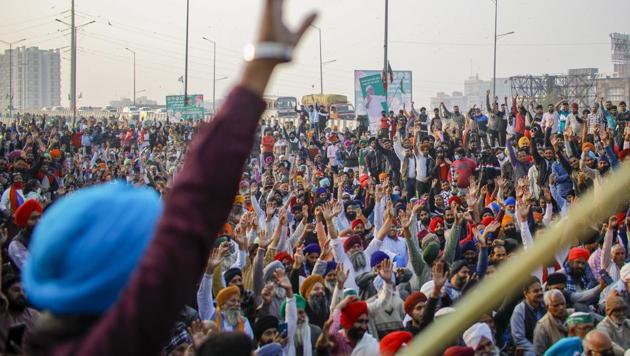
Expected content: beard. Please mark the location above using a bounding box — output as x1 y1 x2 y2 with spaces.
222 308 241 327
347 326 366 341
295 316 310 346
9 296 26 312
274 286 286 299
349 251 366 271
420 218 430 226
325 281 336 292
308 294 330 318
222 253 237 270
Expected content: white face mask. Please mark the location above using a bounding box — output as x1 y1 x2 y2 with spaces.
454 154 462 160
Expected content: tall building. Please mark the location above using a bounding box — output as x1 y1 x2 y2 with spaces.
430 75 512 111
0 46 61 112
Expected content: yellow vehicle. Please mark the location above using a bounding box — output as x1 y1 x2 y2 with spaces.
301 94 355 120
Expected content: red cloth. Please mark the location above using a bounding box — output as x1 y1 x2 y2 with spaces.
379 331 413 356
403 291 427 315
274 251 293 264
340 301 368 329
448 158 477 188
351 219 364 230
568 247 590 262
444 346 475 356
429 217 444 233
448 196 461 207
343 235 363 252
261 135 275 153
14 199 42 228
481 216 494 227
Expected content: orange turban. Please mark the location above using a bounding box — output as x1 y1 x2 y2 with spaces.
216 286 240 307
14 199 43 228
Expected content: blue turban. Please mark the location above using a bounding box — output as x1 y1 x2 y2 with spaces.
504 197 516 206
315 187 328 196
23 181 163 315
256 342 283 356
370 251 390 268
324 261 337 276
303 243 321 255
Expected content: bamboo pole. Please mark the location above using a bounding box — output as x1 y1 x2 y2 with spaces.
400 162 630 356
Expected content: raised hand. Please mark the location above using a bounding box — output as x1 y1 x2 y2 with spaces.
293 246 305 268
378 258 393 284
189 319 210 350
335 263 349 289
431 260 447 297
261 284 274 305
206 245 227 274
273 268 292 292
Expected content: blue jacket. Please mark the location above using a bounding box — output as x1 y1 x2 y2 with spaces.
551 161 573 198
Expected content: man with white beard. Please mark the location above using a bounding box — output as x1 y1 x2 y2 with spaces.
256 259 289 318
197 246 254 338
280 294 321 356
331 229 385 291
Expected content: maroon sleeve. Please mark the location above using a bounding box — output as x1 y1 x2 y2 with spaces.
69 87 265 355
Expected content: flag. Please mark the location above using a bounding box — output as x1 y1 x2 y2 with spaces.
178 76 184 83
399 78 405 94
78 92 83 99
388 61 394 84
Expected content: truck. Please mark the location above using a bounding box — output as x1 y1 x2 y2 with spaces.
301 94 355 120
262 96 298 123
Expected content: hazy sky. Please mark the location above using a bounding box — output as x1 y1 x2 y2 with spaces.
2 0 630 107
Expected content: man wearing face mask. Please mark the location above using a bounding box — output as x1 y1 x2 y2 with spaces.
393 133 417 200
0 173 25 217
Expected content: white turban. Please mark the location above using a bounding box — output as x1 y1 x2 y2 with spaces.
463 322 493 350
620 263 630 283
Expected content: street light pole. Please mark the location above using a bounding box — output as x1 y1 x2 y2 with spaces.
125 48 136 106
0 38 26 118
202 37 216 115
309 25 323 95
384 0 389 104
184 0 190 105
492 0 497 100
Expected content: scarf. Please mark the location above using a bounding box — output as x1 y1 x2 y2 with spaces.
9 185 23 213
214 307 244 333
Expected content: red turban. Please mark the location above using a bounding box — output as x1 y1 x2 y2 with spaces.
448 196 461 207
343 235 363 252
351 219 364 230
379 331 413 356
481 216 494 227
50 149 62 159
568 247 590 262
404 291 428 315
359 174 370 188
340 301 368 329
14 199 43 228
444 346 475 356
274 251 293 264
429 217 444 233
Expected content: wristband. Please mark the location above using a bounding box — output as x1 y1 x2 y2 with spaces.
243 42 293 62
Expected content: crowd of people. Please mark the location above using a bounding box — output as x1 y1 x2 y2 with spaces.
3 1 630 356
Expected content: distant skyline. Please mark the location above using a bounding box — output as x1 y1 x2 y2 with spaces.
2 0 629 107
